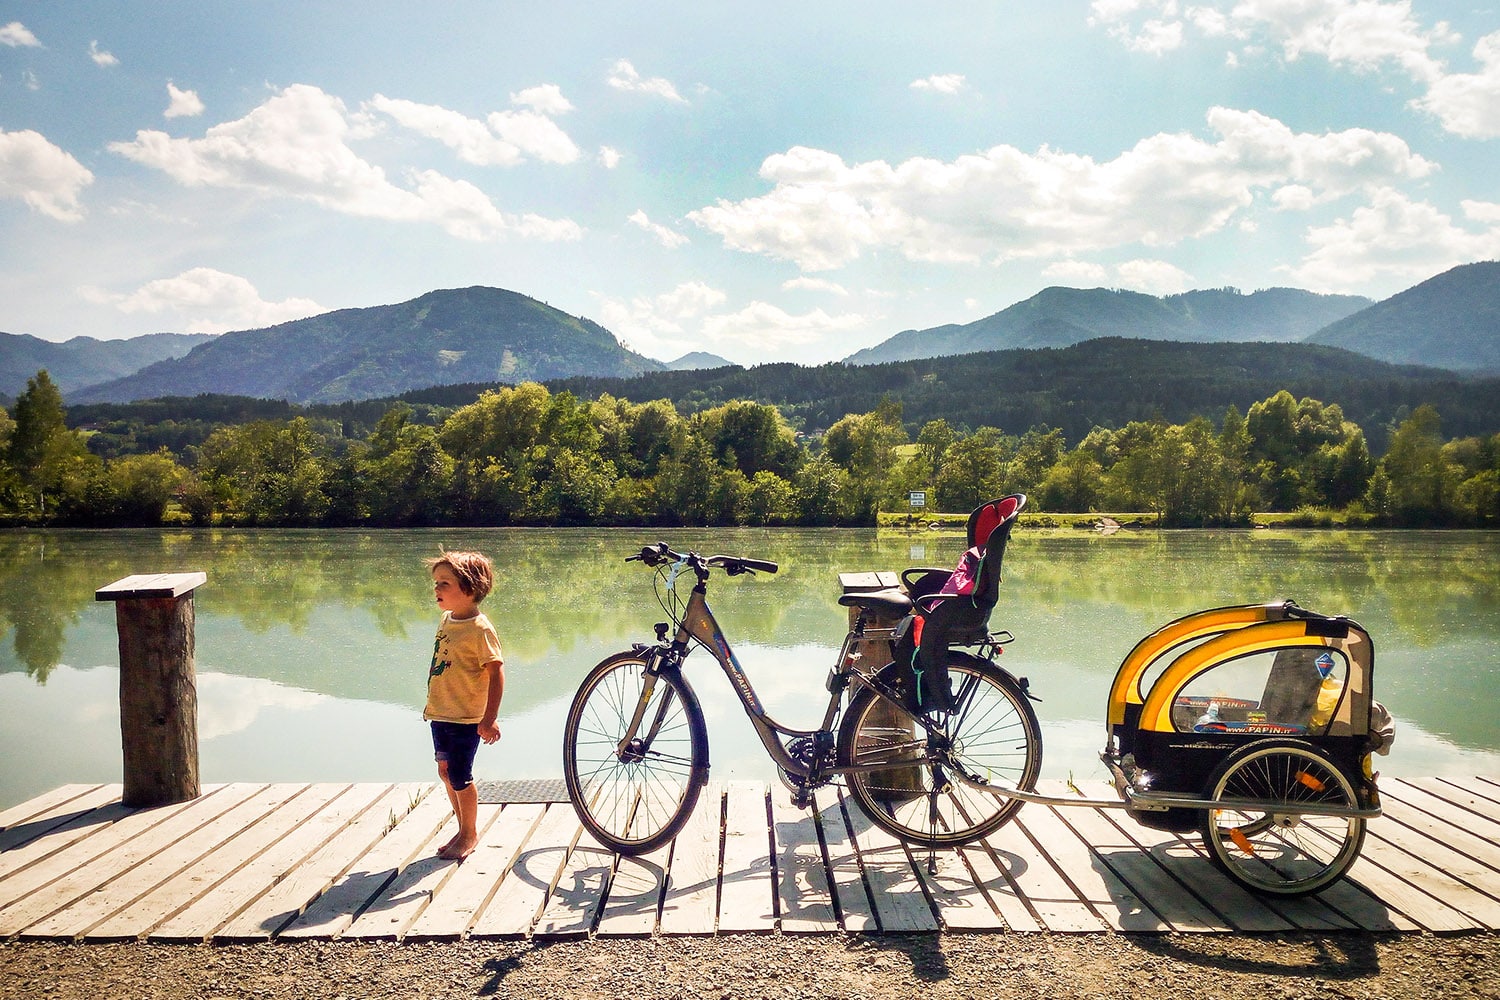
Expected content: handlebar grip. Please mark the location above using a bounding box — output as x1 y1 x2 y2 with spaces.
742 558 778 574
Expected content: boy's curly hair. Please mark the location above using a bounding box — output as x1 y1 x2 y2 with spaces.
427 550 495 603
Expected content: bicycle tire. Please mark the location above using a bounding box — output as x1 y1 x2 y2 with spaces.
1198 739 1366 897
838 652 1042 848
562 651 709 855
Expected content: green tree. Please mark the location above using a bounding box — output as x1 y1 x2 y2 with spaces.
934 427 1010 512
7 371 88 519
1380 404 1459 524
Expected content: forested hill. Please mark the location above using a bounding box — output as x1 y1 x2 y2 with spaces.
845 285 1372 364
1307 261 1500 372
1 331 213 399
411 338 1500 447
68 286 664 404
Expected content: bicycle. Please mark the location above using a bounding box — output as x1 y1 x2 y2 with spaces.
561 529 1043 857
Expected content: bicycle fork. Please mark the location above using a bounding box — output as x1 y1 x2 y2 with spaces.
617 644 682 762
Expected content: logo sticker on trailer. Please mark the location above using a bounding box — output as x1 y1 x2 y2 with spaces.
1315 652 1336 678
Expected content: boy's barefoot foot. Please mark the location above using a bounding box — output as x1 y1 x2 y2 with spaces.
443 837 478 861
436 833 460 858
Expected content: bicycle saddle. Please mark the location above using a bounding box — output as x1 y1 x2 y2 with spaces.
838 587 913 617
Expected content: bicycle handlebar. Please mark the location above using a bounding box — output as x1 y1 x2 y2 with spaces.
625 542 778 576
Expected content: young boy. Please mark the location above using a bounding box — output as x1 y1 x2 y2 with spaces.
424 550 504 861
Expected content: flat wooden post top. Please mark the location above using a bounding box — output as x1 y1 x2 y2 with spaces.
95 572 207 602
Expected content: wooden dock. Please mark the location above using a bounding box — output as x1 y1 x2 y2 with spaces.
3 777 1499 942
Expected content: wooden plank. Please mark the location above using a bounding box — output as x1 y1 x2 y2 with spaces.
402 803 513 941
595 825 672 938
339 813 466 940
981 814 1103 932
956 839 1040 932
1380 791 1500 874
468 803 580 938
532 824 615 939
275 785 448 940
95 572 206 601
20 784 310 940
0 785 106 833
210 784 423 941
1448 776 1500 808
128 785 390 941
1015 806 1165 932
0 786 125 857
0 784 264 937
716 782 775 933
86 783 350 941
841 799 938 933
0 801 135 883
1348 832 1492 932
1404 779 1500 827
769 792 837 933
1053 804 1231 932
814 789 877 933
1364 821 1500 923
1094 808 1338 932
910 843 1005 931
1384 779 1500 841
658 783 722 937
408 803 545 940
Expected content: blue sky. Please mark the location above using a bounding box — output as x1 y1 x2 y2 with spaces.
1 1 1497 365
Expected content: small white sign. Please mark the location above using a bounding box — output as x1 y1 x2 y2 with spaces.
909 491 927 508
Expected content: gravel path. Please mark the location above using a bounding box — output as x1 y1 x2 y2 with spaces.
2 932 1497 1000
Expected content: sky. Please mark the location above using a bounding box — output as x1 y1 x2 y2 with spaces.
1 1 1498 366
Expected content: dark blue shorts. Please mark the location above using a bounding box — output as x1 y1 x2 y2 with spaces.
430 721 481 791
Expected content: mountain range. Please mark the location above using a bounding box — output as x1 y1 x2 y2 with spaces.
68 287 663 405
9 261 1497 405
0 331 213 399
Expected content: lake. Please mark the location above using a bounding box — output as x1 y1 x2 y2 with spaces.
2 527 1497 810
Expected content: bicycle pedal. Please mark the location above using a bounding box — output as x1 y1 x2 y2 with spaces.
789 789 812 809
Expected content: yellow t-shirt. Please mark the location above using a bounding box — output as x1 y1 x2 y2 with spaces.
424 611 504 724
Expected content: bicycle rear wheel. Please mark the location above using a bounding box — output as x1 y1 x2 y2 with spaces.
838 652 1041 847
563 652 709 855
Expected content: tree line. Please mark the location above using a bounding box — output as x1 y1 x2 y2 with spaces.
1 369 1495 528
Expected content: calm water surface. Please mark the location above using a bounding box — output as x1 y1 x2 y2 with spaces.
2 527 1497 809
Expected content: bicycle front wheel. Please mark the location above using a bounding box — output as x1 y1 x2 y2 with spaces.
562 652 709 855
838 652 1042 847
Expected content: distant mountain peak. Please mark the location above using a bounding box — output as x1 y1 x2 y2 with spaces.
845 283 1373 365
1306 261 1500 373
666 351 736 371
68 286 664 404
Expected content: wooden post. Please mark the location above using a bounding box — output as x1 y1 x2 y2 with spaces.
96 572 207 808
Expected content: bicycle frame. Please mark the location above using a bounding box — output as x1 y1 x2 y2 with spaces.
655 583 847 780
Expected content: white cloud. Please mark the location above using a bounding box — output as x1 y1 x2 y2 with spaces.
0 128 94 221
782 276 849 295
0 21 40 47
112 267 326 334
1040 258 1191 291
598 145 622 169
1116 258 1194 293
1287 188 1500 292
1411 31 1500 139
88 40 118 67
1093 1 1500 138
368 93 580 165
596 280 728 357
21 69 39 91
108 84 581 242
910 74 967 94
700 302 868 350
165 82 205 118
689 108 1433 271
1042 260 1111 284
607 59 687 104
510 84 573 115
627 209 688 247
